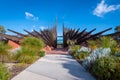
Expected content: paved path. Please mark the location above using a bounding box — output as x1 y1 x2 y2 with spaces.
11 54 95 80
46 48 68 54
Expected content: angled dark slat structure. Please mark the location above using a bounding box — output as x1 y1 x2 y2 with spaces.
8 29 27 37
76 28 96 42
63 26 112 47
102 31 120 37
72 28 87 40
24 29 37 37
5 23 116 48
8 26 57 48
78 28 112 44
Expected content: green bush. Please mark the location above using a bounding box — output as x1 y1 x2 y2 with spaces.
21 37 45 52
14 48 37 64
112 46 120 56
91 56 120 80
75 51 90 60
69 45 80 56
17 55 36 64
13 37 45 64
88 37 117 53
88 40 98 50
38 51 45 57
100 36 117 48
0 42 11 63
100 36 117 54
0 64 10 80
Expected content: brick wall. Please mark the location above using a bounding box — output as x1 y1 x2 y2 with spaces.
8 40 20 49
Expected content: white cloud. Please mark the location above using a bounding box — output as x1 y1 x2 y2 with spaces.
25 12 39 20
93 0 120 17
40 26 46 30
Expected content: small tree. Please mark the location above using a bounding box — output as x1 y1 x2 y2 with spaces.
0 25 6 34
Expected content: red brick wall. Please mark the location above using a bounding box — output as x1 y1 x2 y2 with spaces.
8 40 20 49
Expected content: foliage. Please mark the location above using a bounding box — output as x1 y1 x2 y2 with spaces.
114 52 120 57
69 46 91 60
98 36 117 55
87 40 98 50
111 45 120 56
100 36 117 48
21 37 45 52
88 37 117 55
38 51 45 57
91 56 120 80
14 48 38 64
69 45 80 56
0 42 11 63
0 25 6 34
74 47 91 60
0 63 10 80
82 48 111 69
67 39 76 47
75 51 90 60
78 46 91 53
71 45 80 52
13 37 45 64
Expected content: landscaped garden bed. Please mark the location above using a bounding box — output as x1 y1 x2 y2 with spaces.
0 37 45 80
68 36 120 80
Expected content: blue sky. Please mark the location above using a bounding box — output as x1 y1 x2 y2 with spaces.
0 0 120 36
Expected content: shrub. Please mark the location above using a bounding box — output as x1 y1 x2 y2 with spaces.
74 47 91 60
100 36 117 48
78 46 91 53
38 51 45 57
14 48 37 64
17 55 36 64
91 56 120 80
13 37 45 64
88 40 98 50
69 45 80 55
82 48 111 69
100 37 117 54
21 37 45 52
88 37 117 53
112 46 120 56
0 63 10 80
0 42 11 63
75 51 90 60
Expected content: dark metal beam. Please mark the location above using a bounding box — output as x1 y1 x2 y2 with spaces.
8 29 27 37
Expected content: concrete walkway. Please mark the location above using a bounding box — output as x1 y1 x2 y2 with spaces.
11 54 95 80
